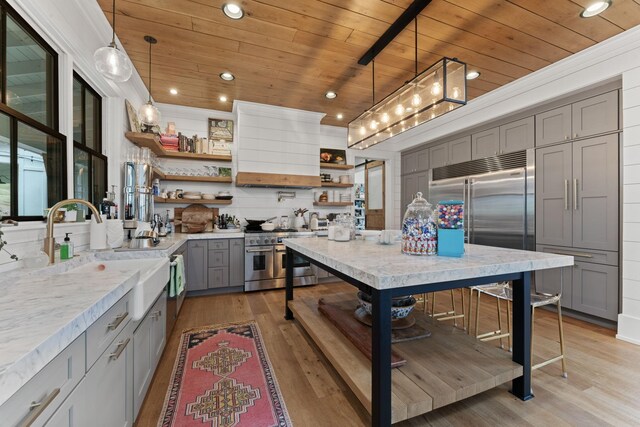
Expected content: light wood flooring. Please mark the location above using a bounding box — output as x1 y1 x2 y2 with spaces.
136 283 640 427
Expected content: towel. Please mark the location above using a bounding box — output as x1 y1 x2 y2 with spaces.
106 219 124 248
170 255 186 297
89 216 108 250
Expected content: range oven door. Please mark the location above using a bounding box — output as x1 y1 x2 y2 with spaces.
274 244 313 279
245 245 274 282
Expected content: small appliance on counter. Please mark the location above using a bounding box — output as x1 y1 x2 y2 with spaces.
309 212 328 231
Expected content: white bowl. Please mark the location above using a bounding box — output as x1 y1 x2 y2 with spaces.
261 222 275 231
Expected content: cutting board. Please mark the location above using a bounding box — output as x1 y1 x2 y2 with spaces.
175 205 217 233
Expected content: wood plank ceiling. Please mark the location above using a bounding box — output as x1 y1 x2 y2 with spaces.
98 0 640 127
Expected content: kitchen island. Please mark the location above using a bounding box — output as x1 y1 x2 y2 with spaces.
283 238 574 427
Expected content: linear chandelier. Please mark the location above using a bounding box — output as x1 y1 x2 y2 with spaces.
347 1 467 150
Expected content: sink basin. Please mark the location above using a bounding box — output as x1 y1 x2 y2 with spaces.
69 258 170 320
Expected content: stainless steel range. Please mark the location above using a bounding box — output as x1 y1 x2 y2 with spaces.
244 230 318 291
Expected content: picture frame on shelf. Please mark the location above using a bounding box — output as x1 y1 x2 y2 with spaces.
208 118 234 142
125 99 141 132
320 148 346 165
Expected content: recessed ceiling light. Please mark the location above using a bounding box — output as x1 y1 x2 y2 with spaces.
220 71 235 81
325 91 337 99
466 70 481 80
222 3 244 19
337 113 343 119
580 0 611 17
219 95 228 102
169 88 178 95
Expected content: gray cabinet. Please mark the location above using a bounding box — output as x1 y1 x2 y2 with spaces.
83 321 134 427
401 147 429 175
536 142 573 247
572 135 619 251
500 116 534 154
229 239 245 287
471 127 500 159
133 293 166 418
429 143 449 169
572 262 619 320
536 105 571 147
45 381 88 427
572 91 618 139
536 90 619 147
187 240 208 291
448 136 472 164
401 171 428 217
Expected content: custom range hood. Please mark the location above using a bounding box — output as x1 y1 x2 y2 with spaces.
235 172 320 189
234 101 325 189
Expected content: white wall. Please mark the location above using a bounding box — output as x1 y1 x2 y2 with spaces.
379 26 640 343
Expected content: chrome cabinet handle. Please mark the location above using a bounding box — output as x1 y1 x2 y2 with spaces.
109 338 130 361
574 179 579 210
275 249 287 253
107 312 128 331
246 249 273 253
564 179 569 210
19 388 61 427
151 310 162 320
550 251 593 259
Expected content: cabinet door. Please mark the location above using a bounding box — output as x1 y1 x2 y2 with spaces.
84 323 134 427
229 239 245 287
151 294 166 367
471 127 500 159
133 314 152 419
572 262 618 320
535 105 571 147
500 117 534 154
535 143 573 247
448 136 471 164
401 173 418 216
402 153 418 175
208 267 230 288
572 135 619 251
534 255 572 308
429 143 449 169
572 91 618 139
416 148 429 172
45 381 88 427
187 241 207 291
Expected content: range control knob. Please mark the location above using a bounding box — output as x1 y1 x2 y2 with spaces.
271 239 276 244
250 239 256 245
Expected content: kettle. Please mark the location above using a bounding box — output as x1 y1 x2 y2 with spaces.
309 212 319 230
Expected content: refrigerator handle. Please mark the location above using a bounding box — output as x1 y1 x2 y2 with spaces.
564 179 569 210
465 179 472 243
573 179 579 210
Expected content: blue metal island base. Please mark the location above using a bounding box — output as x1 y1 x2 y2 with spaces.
282 239 573 427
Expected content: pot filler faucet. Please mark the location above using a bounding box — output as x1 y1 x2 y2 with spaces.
44 199 103 265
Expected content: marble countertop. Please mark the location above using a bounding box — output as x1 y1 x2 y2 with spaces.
283 238 574 290
0 255 141 406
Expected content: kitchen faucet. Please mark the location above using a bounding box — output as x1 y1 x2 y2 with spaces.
44 199 103 265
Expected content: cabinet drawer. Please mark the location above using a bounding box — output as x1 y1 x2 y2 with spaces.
0 334 85 427
208 267 229 288
208 240 229 250
86 292 132 369
536 245 618 266
208 250 229 267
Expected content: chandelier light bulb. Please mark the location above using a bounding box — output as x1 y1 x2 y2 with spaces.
359 126 366 135
411 93 422 107
431 81 442 96
94 44 133 83
394 103 405 116
381 112 390 123
451 86 461 99
138 101 161 126
369 119 378 130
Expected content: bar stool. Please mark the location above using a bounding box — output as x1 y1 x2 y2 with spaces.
471 280 568 377
423 290 467 330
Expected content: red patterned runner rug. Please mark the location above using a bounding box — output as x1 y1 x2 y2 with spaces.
158 321 293 427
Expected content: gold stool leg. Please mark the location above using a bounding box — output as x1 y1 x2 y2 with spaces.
431 292 436 317
460 288 466 331
557 301 568 378
467 288 474 335
496 297 504 349
475 290 481 339
422 293 428 314
450 290 458 328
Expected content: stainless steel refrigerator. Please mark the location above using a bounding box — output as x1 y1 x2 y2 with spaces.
428 150 535 251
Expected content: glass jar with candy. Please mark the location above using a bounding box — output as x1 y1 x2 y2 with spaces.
401 192 437 255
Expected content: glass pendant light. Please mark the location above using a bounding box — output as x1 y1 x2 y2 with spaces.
94 0 132 82
138 36 161 131
430 70 442 96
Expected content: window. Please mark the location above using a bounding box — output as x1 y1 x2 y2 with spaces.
0 1 64 220
73 72 105 210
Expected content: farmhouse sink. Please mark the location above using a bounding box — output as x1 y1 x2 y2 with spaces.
69 258 170 320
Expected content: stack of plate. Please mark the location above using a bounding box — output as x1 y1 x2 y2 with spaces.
202 193 216 200
339 193 352 203
183 191 202 200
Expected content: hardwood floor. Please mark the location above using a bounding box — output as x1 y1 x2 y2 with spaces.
136 283 640 426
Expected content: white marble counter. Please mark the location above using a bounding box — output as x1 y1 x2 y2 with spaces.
0 258 141 406
283 238 574 290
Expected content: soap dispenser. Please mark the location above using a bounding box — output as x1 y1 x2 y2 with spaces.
60 233 74 260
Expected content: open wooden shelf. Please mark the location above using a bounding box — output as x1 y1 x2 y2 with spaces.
321 182 353 188
153 170 232 183
154 196 232 205
289 293 522 424
125 132 232 162
320 163 354 170
313 202 353 207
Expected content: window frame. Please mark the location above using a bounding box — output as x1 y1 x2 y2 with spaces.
73 71 106 210
0 1 64 221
